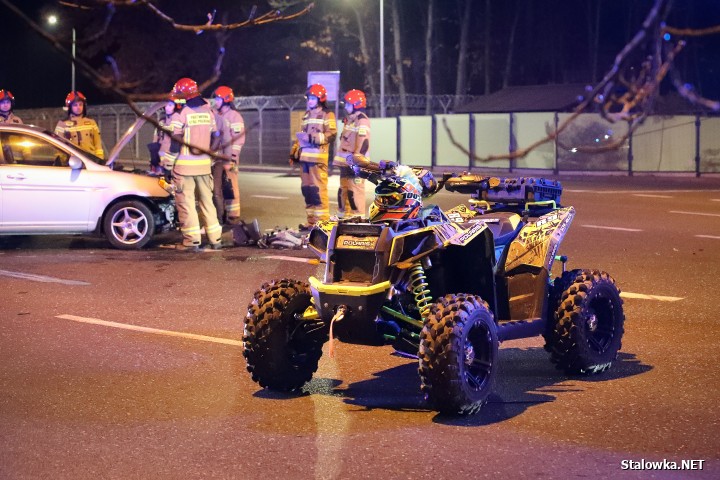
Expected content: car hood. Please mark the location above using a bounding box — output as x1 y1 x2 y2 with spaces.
107 101 166 168
113 169 171 199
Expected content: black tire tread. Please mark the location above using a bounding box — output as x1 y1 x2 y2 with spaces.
547 269 625 374
243 279 325 391
418 293 498 415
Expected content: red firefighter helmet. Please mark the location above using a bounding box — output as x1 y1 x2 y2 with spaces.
172 78 199 100
305 84 327 103
344 89 367 109
65 91 86 109
0 89 15 107
213 85 234 103
369 177 422 223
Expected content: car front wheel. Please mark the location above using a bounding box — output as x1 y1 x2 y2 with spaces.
103 200 155 249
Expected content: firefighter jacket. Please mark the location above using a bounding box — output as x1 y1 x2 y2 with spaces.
165 97 217 176
153 115 175 155
215 108 245 166
54 115 104 159
0 112 22 124
333 110 371 167
298 106 336 165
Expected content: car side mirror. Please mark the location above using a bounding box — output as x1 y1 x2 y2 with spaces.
68 157 83 170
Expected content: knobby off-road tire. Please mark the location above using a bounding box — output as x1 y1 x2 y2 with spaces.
419 294 499 415
243 279 327 392
546 270 625 374
543 269 583 352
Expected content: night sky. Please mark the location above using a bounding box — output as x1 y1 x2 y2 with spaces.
2 0 720 110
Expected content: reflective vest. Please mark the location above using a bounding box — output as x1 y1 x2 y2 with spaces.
0 112 22 124
166 101 217 176
55 115 104 159
333 111 371 167
298 106 336 165
215 108 245 165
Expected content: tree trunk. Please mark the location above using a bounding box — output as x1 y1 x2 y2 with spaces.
352 6 377 97
502 3 520 88
454 0 472 105
392 0 407 115
484 0 491 94
424 0 434 114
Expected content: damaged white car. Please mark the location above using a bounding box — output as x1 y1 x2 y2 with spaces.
0 111 174 249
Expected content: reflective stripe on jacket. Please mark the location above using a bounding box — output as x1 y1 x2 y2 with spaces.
165 100 216 176
0 113 22 124
333 111 370 167
55 116 104 159
298 106 336 165
215 108 245 165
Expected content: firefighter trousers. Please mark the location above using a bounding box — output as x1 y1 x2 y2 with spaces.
337 165 366 218
173 173 223 247
300 161 329 225
212 162 241 224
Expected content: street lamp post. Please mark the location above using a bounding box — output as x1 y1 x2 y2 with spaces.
47 15 76 92
71 27 76 93
379 0 385 118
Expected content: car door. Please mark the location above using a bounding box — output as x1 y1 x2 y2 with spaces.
0 131 93 233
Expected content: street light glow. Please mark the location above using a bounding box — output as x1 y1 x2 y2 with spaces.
45 14 76 92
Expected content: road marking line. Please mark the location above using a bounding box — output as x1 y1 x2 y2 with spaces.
620 292 684 302
56 314 243 346
252 195 288 200
567 189 720 194
581 224 643 232
260 255 314 263
669 210 720 218
0 269 90 285
696 234 720 240
633 193 673 198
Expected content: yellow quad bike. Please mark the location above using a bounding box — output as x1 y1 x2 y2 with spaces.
243 158 625 415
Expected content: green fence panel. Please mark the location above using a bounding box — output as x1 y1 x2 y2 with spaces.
472 113 512 170
399 116 432 167
700 117 720 173
370 117 397 163
513 112 556 170
632 115 696 172
435 114 470 168
557 113 628 171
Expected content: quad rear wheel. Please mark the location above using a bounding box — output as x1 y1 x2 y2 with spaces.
243 279 327 392
546 270 625 374
419 294 499 415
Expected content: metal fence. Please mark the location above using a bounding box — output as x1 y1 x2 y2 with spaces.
16 94 476 169
15 94 719 175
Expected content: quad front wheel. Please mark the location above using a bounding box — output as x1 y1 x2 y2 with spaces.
546 270 625 374
243 279 327 392
419 294 499 415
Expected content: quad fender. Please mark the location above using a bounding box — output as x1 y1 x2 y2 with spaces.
390 221 488 269
503 206 575 274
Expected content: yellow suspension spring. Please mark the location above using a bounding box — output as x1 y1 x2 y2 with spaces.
408 262 432 319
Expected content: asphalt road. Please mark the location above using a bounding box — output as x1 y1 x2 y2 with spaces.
1 171 719 479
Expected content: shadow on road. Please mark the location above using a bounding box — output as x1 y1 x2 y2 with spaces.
330 347 652 424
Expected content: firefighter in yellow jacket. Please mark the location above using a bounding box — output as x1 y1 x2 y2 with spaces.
0 90 22 124
163 78 223 252
54 91 104 159
291 84 337 229
211 86 245 224
333 89 370 218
